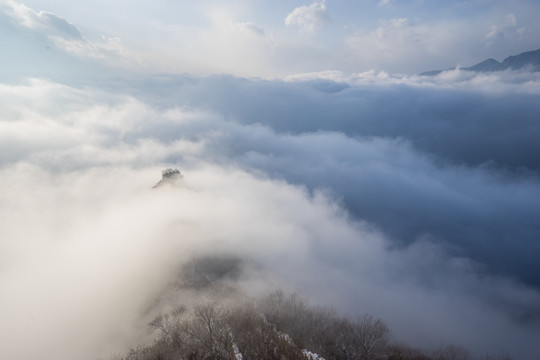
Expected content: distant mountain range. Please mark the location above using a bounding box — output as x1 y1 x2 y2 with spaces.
421 48 540 76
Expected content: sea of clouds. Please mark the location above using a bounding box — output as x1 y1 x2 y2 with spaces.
1 71 540 359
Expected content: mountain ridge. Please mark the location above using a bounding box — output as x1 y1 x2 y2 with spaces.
420 48 540 76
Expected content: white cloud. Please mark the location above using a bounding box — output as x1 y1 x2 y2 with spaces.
346 18 436 72
344 17 495 74
378 0 394 7
230 21 265 36
0 0 140 70
50 34 134 64
285 1 332 33
484 13 531 49
342 7 540 75
284 67 540 94
1 0 81 38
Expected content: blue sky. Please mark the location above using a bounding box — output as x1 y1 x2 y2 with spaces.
2 0 540 76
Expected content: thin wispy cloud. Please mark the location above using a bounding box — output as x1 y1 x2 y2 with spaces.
230 21 265 36
378 0 394 8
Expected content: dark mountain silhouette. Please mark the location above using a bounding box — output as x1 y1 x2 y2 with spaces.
466 58 502 72
420 48 540 76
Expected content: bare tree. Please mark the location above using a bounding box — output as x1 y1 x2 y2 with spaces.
184 303 233 359
353 314 389 360
148 303 234 360
335 314 388 360
146 306 188 359
228 301 307 360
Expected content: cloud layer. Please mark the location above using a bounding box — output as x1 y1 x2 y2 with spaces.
1 74 539 359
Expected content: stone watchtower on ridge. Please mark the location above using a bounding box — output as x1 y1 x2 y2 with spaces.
153 168 183 188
